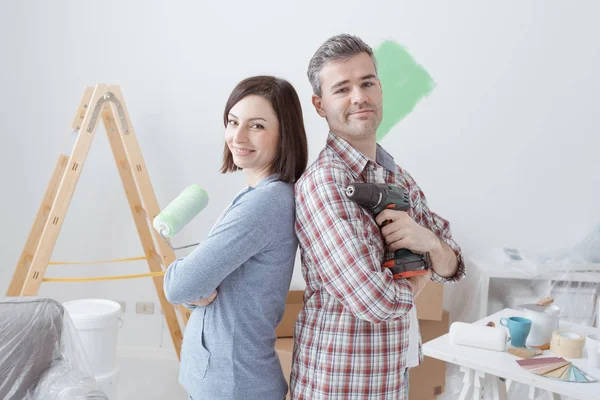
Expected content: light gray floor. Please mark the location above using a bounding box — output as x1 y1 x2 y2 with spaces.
115 355 187 400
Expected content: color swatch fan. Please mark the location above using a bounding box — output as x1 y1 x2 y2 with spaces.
517 357 598 383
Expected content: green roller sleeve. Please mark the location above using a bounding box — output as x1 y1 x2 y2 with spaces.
153 184 209 238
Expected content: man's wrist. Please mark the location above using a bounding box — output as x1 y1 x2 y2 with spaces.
428 235 459 278
428 232 444 259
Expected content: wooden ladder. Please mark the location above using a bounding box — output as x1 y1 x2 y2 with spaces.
6 84 189 359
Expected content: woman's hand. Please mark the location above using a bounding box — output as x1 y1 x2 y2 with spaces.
189 290 218 307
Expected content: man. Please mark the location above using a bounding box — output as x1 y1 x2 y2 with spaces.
291 34 466 399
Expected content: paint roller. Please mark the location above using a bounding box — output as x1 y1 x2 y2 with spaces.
449 321 508 352
153 184 209 250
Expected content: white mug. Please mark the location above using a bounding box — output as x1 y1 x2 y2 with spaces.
586 334 600 368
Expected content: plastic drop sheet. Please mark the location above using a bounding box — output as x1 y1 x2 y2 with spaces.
0 297 108 400
436 224 600 399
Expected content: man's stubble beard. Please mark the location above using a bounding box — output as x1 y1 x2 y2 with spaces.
344 110 382 140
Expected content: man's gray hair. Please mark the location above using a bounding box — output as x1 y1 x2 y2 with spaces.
307 33 377 96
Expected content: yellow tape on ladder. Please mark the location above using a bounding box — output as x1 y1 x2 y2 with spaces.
48 256 148 265
42 271 165 282
44 255 166 282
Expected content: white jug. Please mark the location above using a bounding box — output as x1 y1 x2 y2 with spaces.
519 299 560 347
586 334 600 368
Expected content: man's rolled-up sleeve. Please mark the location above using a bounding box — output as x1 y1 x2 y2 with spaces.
408 176 466 283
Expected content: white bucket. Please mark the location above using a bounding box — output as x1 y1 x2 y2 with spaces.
96 365 120 400
63 299 122 376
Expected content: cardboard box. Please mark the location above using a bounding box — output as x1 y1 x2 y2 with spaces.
276 290 304 338
415 282 444 321
409 309 450 399
276 338 294 400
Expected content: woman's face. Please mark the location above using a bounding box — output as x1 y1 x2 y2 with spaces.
225 95 280 179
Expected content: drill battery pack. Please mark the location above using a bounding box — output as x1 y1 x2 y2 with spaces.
383 250 430 279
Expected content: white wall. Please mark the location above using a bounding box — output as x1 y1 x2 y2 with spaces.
1 0 598 351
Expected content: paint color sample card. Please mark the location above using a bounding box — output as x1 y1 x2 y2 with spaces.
517 357 565 368
528 361 570 375
544 364 571 379
516 357 598 383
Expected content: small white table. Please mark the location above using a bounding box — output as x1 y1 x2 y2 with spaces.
423 308 600 400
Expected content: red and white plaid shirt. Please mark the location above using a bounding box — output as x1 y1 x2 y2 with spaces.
290 132 466 399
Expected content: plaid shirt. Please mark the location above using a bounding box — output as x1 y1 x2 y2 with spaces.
290 132 466 399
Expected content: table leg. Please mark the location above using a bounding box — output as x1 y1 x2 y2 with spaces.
528 387 560 400
458 367 474 400
529 385 536 400
473 370 485 400
546 390 560 400
490 376 508 400
529 386 560 400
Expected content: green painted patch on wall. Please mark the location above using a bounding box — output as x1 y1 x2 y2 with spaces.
374 41 436 141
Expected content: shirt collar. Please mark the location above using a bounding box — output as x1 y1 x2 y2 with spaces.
326 131 396 177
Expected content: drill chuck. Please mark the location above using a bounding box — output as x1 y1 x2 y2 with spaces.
345 184 384 210
345 183 409 214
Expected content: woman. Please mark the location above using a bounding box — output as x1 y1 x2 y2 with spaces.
163 75 308 400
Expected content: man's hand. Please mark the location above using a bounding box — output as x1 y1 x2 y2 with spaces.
189 290 218 307
407 269 432 298
375 210 440 254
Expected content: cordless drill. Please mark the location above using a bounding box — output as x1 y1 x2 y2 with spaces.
344 182 430 279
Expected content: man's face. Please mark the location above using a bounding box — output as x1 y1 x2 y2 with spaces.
312 52 383 142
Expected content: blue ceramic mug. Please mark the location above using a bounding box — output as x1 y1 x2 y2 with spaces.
500 316 532 347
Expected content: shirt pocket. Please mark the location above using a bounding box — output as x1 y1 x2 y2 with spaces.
181 307 211 379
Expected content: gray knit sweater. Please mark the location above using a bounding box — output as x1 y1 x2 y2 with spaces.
163 174 297 400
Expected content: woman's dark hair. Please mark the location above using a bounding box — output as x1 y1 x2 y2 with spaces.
220 75 308 183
